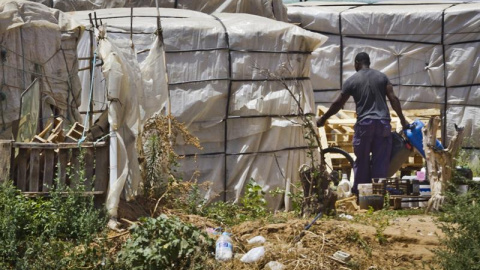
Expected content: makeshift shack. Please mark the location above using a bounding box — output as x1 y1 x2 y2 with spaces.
71 8 327 217
0 1 109 196
28 0 288 22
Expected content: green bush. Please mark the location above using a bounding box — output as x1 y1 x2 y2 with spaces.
200 179 270 226
0 180 108 269
116 214 214 269
435 188 480 270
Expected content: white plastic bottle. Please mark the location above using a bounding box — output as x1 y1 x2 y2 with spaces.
337 174 352 199
215 232 233 261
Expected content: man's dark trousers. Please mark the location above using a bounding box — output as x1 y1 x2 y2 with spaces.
351 119 392 195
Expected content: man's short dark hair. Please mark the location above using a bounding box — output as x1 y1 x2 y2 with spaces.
355 52 370 66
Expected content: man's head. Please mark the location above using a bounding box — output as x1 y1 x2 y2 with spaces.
354 52 370 71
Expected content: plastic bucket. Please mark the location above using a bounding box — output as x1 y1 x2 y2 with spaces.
387 132 412 177
359 195 384 210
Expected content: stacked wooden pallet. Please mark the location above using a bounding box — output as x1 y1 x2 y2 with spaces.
317 106 441 178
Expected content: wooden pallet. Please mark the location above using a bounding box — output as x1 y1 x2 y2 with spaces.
317 106 441 176
0 140 108 195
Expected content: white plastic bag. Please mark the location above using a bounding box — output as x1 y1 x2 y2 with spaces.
247 236 266 245
240 246 265 263
265 261 285 270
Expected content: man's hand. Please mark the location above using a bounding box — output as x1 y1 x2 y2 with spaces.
401 119 410 130
316 115 327 127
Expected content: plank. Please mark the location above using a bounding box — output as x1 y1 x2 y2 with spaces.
58 149 69 187
318 126 333 173
71 148 80 187
16 149 28 191
94 145 109 193
29 149 41 192
13 141 106 149
0 140 12 183
326 119 357 125
43 149 55 191
84 148 94 191
22 191 104 197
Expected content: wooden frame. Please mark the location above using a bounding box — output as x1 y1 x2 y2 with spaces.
0 140 108 195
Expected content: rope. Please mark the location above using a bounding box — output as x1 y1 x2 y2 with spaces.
78 50 97 147
93 131 114 147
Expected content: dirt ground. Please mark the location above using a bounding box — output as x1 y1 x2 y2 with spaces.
116 199 442 270
201 213 441 270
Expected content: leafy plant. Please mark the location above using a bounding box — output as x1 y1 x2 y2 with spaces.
241 179 268 218
116 214 214 269
200 179 270 226
353 208 391 245
345 229 372 257
0 178 108 269
434 188 480 270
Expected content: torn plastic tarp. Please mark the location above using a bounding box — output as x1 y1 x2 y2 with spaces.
72 8 327 213
287 1 480 147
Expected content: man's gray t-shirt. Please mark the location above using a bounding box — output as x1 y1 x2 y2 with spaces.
341 68 391 122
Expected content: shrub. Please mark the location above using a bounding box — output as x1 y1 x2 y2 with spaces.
0 180 108 269
435 189 480 270
116 214 214 269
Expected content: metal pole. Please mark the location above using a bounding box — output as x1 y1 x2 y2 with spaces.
155 0 172 138
89 13 94 128
130 7 134 50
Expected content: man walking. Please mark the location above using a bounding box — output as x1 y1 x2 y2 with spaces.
317 52 408 195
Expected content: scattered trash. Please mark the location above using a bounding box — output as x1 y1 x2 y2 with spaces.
338 213 353 220
215 232 233 261
240 246 265 263
335 196 360 212
264 261 285 270
206 227 222 235
293 211 323 243
247 235 266 245
333 250 351 263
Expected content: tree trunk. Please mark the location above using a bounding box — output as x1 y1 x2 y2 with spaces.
424 117 465 213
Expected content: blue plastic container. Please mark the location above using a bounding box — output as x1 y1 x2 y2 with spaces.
404 119 443 158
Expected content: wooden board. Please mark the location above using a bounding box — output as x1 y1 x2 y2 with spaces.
29 149 41 192
0 140 12 183
84 148 95 191
58 149 69 186
16 149 28 191
43 149 55 191
95 145 109 193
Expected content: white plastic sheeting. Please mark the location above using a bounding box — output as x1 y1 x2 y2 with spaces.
35 0 288 22
0 0 83 139
287 1 480 147
72 8 327 214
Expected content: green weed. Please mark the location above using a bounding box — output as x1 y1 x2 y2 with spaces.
116 214 214 269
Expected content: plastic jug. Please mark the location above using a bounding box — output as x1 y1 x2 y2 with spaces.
337 174 352 199
215 232 233 261
404 119 443 158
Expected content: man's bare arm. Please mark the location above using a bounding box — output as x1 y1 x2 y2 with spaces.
386 84 408 128
316 93 350 127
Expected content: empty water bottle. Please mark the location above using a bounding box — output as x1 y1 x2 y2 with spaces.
215 232 233 261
